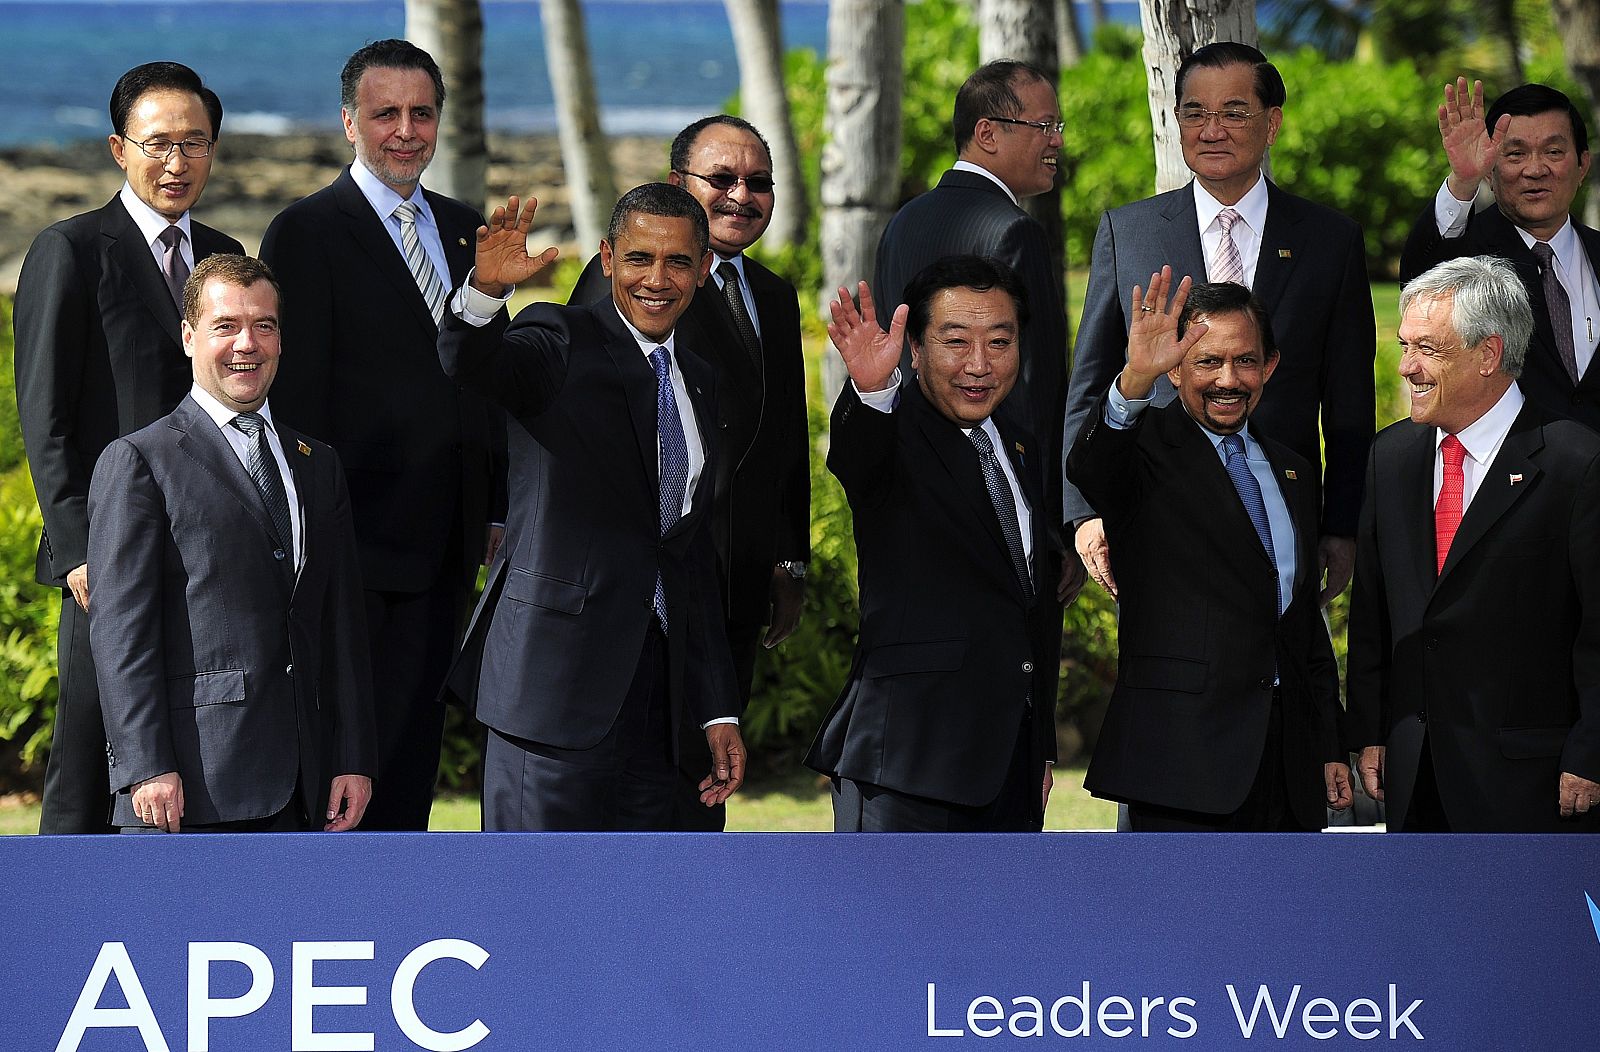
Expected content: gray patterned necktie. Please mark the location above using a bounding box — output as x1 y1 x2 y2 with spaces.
1212 207 1247 287
716 260 763 369
393 200 449 325
158 225 188 309
230 412 295 557
1531 240 1580 384
967 426 1032 597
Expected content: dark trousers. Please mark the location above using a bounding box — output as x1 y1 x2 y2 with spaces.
1397 736 1453 832
482 625 677 831
118 796 309 834
1128 700 1311 832
832 707 1041 832
358 575 467 831
668 619 760 832
39 591 113 834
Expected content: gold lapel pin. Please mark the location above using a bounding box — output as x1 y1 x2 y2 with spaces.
1278 249 1292 258
1014 441 1026 455
1284 469 1297 480
296 440 312 456
458 237 468 247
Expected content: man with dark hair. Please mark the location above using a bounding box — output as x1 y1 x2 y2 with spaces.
1400 79 1600 433
1067 269 1351 831
260 39 502 830
1064 40 1375 610
806 255 1066 832
89 255 375 834
567 115 808 830
14 60 243 834
438 185 745 831
1349 255 1600 832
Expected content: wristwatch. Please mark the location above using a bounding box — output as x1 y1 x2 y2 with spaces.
777 560 808 580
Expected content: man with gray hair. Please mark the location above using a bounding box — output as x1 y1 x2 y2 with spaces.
1347 254 1600 832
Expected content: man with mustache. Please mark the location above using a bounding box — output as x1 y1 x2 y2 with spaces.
568 116 808 830
1067 270 1351 831
14 61 243 833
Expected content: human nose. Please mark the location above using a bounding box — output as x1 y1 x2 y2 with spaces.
164 146 188 172
726 178 754 203
1397 348 1419 376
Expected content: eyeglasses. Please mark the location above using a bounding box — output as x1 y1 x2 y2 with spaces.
986 116 1066 135
1174 107 1263 129
121 136 216 160
677 170 775 194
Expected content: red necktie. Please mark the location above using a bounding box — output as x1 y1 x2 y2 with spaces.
1435 434 1466 574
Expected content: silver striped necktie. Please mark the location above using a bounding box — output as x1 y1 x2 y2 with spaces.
393 200 448 324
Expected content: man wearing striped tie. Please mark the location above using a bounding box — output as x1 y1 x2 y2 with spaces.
261 40 502 830
1066 270 1351 831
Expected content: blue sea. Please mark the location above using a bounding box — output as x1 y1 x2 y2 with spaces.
0 0 1141 146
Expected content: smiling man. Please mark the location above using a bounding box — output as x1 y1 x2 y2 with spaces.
1067 271 1351 831
260 39 504 830
14 61 243 834
87 254 376 834
1400 81 1600 434
1348 255 1600 833
806 256 1066 832
437 183 745 831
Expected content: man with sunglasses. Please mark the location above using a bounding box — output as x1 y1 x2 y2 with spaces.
14 61 243 833
568 115 809 831
1063 41 1375 614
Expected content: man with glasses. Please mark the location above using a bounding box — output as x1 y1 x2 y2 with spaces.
260 40 502 830
567 114 809 831
14 61 243 834
1063 41 1374 613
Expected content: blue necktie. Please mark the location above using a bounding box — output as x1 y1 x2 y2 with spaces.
651 346 689 631
1222 432 1280 617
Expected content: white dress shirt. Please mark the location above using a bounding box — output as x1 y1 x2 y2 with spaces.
118 182 193 272
188 384 304 569
1194 174 1269 288
1433 383 1525 509
349 157 451 287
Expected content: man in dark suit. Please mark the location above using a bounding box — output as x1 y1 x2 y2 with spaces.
260 40 502 830
1400 80 1600 433
87 255 376 833
568 115 808 830
1067 272 1350 831
439 184 744 831
1064 42 1374 608
806 256 1066 832
1349 255 1600 832
14 61 243 834
873 61 1070 532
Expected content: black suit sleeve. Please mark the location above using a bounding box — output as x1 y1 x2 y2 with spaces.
1063 392 1145 524
437 305 571 418
825 384 899 508
1343 445 1390 752
1398 197 1454 285
1317 219 1377 539
1062 211 1125 528
770 284 812 563
260 209 338 441
321 450 378 777
1563 452 1600 782
14 227 95 578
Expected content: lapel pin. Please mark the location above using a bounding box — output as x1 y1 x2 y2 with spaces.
1284 469 1297 480
1509 472 1523 485
1014 441 1026 455
1278 249 1292 258
458 237 468 247
296 440 312 456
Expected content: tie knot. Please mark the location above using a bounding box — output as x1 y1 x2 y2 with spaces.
717 260 741 286
649 345 671 380
159 225 185 250
1217 207 1240 233
966 425 997 458
393 200 419 224
1441 433 1466 467
231 411 265 438
1531 240 1555 268
1222 432 1247 460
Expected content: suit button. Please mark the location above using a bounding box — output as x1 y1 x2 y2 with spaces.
1417 709 1427 723
273 549 286 560
1425 638 1438 650
1259 677 1272 690
1021 661 1034 673
286 664 294 676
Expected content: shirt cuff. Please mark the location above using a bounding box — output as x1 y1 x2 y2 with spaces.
452 268 513 326
701 717 740 729
854 369 902 413
1433 179 1473 238
1104 377 1151 429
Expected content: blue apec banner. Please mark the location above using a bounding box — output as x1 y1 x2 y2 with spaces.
4 833 1599 1050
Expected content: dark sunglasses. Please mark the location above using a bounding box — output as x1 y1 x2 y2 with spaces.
678 170 775 194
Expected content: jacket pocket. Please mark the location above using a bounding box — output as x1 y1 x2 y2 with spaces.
863 639 966 678
167 669 246 709
1499 726 1567 759
503 567 587 614
1120 655 1208 694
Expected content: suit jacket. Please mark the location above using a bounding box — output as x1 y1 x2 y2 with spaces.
570 253 810 628
1063 180 1375 539
873 168 1069 522
1067 398 1341 828
1400 202 1600 433
13 196 243 585
1346 400 1600 832
804 382 1060 807
259 167 504 592
438 299 738 753
86 396 376 827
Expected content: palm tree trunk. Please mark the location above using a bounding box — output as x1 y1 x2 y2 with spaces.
541 0 617 250
405 0 488 208
725 0 808 248
1137 0 1259 193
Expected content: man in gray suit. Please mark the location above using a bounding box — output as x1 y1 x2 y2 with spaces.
1063 41 1375 608
88 255 376 832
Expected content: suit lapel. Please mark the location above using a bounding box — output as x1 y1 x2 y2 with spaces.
1158 186 1209 286
672 333 719 537
1438 406 1543 582
279 422 316 588
1253 181 1303 310
171 397 293 575
332 168 438 335
595 303 664 503
426 188 476 288
100 199 183 345
1258 432 1310 596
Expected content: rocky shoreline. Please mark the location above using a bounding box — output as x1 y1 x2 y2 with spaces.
0 131 671 293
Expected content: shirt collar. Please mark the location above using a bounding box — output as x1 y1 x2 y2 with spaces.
350 157 433 226
189 383 280 435
612 302 677 358
118 182 192 250
1437 382 1524 464
712 251 746 289
1192 173 1268 237
1195 419 1264 459
952 160 1020 207
1514 216 1579 269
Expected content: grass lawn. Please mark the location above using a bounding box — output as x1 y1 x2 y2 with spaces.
0 766 1114 834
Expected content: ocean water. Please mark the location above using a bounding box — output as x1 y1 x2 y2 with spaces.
0 0 1140 146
